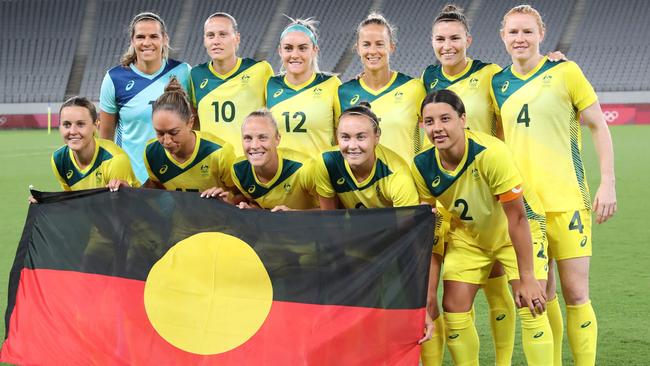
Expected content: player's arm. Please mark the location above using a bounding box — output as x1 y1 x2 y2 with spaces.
99 73 118 140
99 111 117 141
501 193 546 315
50 156 71 191
581 102 616 224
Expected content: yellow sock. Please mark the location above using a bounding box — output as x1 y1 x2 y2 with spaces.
421 315 445 366
547 296 564 366
518 308 554 366
484 275 515 366
567 301 597 366
444 311 479 366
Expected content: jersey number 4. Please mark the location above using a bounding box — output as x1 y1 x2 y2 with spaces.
517 104 531 127
212 101 236 123
282 111 307 133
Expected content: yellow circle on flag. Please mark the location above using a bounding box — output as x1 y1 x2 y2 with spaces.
144 232 273 355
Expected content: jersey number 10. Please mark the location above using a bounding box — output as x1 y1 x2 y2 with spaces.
212 101 236 123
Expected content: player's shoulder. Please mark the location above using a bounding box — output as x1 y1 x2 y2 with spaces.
97 138 126 157
466 130 510 162
278 147 311 164
190 61 210 76
376 144 409 171
470 59 502 76
196 131 230 150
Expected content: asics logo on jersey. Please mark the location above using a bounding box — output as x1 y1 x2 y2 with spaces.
448 334 459 340
159 165 168 174
350 95 360 105
580 236 588 247
125 80 135 91
273 89 284 98
533 331 544 339
430 79 439 89
66 170 73 179
336 177 346 185
247 185 256 194
200 79 208 89
581 321 592 328
501 81 510 93
431 176 441 188
496 314 506 321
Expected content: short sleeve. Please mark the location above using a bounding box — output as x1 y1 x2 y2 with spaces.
298 158 318 199
333 87 342 126
50 155 70 191
313 155 335 198
410 161 436 205
217 143 236 188
142 146 158 184
482 142 522 197
387 169 420 207
107 152 140 188
564 62 598 112
99 72 117 114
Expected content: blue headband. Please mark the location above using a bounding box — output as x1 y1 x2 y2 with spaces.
280 24 318 46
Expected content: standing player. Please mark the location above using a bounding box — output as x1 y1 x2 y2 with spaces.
142 78 236 199
191 12 273 157
492 6 616 365
231 109 318 211
99 12 191 184
413 90 553 366
266 17 341 157
335 13 426 164
51 96 139 191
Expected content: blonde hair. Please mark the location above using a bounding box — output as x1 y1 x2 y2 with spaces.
120 12 170 67
152 77 191 123
357 12 397 45
501 5 546 33
279 16 321 74
242 109 280 137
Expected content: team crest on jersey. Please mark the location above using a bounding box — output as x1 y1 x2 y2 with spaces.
469 78 479 89
336 177 346 185
283 183 292 193
200 79 209 89
159 165 168 174
125 80 135 91
273 89 284 98
350 95 360 105
241 74 250 84
95 171 103 185
313 87 323 97
430 79 439 89
543 74 553 86
471 168 480 180
200 164 209 176
66 170 73 179
394 90 404 102
375 185 381 194
431 176 441 188
247 185 256 194
501 81 510 93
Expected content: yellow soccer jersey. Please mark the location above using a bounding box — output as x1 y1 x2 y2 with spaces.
191 58 273 156
231 148 318 210
266 73 341 157
411 130 545 249
51 138 139 191
335 72 426 163
144 131 235 192
491 57 597 212
422 59 501 136
314 144 419 209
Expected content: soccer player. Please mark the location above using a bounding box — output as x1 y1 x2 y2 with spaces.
191 12 273 157
266 17 341 157
231 109 318 210
51 96 138 191
335 12 426 164
412 89 553 366
99 12 191 184
492 6 617 365
142 78 236 199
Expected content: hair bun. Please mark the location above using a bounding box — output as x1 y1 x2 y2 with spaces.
358 101 372 109
441 4 464 14
164 77 184 94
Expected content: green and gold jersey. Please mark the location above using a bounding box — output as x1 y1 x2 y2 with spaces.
491 57 597 212
335 72 426 163
191 58 273 156
314 144 419 209
266 73 341 157
231 148 318 210
51 138 139 191
411 130 545 249
144 131 235 192
422 59 501 136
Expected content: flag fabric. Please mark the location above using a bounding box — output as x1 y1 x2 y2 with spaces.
2 188 434 365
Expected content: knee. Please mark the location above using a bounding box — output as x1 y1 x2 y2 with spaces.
561 285 589 305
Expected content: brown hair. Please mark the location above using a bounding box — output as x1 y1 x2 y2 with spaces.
152 77 191 123
501 5 546 33
120 12 169 67
59 96 98 122
433 4 470 35
205 12 239 33
339 101 381 134
356 12 397 45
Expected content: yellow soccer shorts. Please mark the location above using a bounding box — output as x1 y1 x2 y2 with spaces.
546 209 592 260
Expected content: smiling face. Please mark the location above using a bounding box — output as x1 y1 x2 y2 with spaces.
421 102 466 153
432 20 471 70
279 31 317 79
131 20 167 64
356 23 394 73
337 114 379 171
242 116 280 169
203 16 240 63
59 106 97 153
152 109 194 156
501 13 544 63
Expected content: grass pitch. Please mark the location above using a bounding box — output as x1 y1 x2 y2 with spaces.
0 127 648 365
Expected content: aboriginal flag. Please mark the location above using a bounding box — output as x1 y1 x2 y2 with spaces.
2 188 434 365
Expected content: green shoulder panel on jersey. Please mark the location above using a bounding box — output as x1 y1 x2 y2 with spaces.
191 58 261 106
266 73 334 109
492 59 565 109
337 72 413 112
413 138 486 197
146 138 223 184
322 150 393 193
423 59 492 93
233 158 303 199
53 146 114 186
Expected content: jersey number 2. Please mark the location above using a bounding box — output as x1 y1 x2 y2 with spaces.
212 101 236 123
282 111 307 133
517 104 530 127
454 199 473 220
